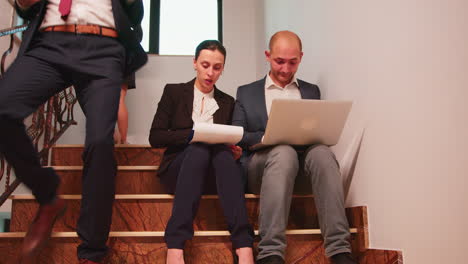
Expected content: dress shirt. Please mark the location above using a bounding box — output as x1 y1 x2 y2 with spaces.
39 0 117 29
264 73 301 115
192 85 218 124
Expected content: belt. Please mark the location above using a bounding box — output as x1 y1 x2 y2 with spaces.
42 24 118 38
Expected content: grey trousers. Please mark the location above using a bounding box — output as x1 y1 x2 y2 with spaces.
248 144 351 260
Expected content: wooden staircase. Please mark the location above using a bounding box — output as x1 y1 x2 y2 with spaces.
0 145 403 263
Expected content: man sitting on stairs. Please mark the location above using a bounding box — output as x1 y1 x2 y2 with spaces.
232 30 358 264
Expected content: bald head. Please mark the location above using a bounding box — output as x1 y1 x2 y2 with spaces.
265 30 303 88
268 30 302 52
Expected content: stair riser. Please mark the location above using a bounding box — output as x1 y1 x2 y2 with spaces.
57 170 163 194
51 147 164 166
0 236 401 264
10 197 322 232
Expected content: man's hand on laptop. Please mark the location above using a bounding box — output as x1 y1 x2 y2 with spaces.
229 145 242 160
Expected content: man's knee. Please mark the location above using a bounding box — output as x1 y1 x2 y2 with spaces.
0 84 38 121
304 145 341 187
0 114 17 124
267 144 299 167
260 145 299 187
305 144 338 167
0 115 25 135
0 100 29 121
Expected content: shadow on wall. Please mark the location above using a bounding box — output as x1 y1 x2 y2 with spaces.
339 127 365 200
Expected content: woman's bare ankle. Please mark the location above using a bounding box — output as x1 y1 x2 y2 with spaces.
236 247 254 264
166 248 184 264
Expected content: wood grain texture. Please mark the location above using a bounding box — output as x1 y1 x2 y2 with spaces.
0 235 402 264
51 146 164 166
55 169 164 194
0 145 398 263
10 197 354 232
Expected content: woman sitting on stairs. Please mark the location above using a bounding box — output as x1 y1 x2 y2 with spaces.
149 40 255 264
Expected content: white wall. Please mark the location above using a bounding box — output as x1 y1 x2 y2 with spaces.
263 0 468 263
58 0 261 144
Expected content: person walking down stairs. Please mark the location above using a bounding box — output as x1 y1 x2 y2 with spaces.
0 0 147 263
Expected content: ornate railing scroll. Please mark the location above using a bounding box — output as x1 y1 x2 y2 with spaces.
0 24 78 206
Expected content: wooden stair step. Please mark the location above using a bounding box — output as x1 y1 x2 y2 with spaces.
51 144 163 166
0 229 358 238
10 194 337 232
52 166 162 194
9 195 369 252
0 231 401 264
1 145 401 263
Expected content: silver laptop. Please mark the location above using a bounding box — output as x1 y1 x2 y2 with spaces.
251 99 352 150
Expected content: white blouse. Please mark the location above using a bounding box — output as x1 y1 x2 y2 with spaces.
192 85 219 124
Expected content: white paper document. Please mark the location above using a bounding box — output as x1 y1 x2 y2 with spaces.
191 123 244 145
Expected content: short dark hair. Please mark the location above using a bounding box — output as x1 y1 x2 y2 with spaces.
195 40 226 62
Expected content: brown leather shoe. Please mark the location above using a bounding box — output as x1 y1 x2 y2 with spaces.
79 259 102 264
21 197 66 259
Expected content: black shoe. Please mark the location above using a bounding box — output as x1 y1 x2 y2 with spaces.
257 255 285 264
330 252 358 264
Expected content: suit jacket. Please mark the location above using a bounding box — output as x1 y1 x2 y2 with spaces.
232 77 321 170
15 0 147 76
149 78 236 176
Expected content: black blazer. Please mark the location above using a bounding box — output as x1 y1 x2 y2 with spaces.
15 0 147 75
149 79 235 176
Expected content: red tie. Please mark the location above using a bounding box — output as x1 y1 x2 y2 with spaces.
59 0 72 17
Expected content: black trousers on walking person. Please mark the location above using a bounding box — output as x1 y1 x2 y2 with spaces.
160 143 254 250
0 32 125 262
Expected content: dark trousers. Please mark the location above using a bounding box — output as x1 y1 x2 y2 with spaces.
0 32 125 262
160 143 254 249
